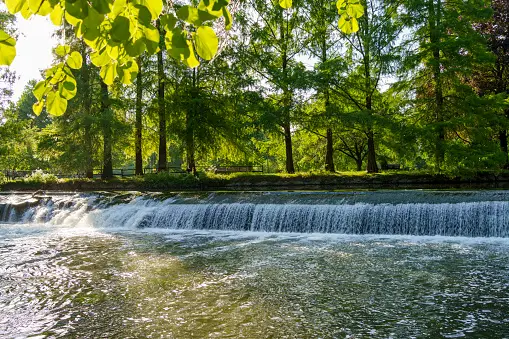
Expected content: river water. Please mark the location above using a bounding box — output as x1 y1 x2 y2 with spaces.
1 192 509 338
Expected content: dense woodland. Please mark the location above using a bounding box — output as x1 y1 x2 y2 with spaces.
0 0 508 178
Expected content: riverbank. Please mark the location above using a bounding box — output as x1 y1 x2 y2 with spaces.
2 171 509 191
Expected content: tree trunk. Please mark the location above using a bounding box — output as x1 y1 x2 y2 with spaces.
185 110 196 175
429 0 445 171
280 18 294 174
325 128 335 172
100 82 113 179
81 44 93 179
135 56 143 176
500 130 509 168
366 129 378 173
156 20 167 172
284 123 295 173
362 8 377 174
365 94 378 173
356 158 363 171
321 36 335 173
186 70 198 175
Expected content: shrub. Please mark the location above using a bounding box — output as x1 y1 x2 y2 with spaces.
23 169 58 184
143 172 201 189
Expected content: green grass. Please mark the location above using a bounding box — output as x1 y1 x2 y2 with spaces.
2 169 509 192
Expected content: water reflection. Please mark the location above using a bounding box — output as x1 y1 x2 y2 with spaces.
1 226 509 338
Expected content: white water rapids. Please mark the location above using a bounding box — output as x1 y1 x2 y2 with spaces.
1 191 509 237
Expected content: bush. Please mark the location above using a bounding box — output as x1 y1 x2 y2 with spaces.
143 172 201 189
23 169 58 184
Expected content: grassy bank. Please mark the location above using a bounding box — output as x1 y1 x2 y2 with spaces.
2 170 509 192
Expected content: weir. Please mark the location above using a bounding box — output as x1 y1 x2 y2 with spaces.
1 191 509 237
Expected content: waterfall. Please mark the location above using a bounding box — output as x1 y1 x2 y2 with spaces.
1 192 509 237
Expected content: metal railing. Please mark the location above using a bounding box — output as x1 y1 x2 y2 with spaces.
211 165 264 174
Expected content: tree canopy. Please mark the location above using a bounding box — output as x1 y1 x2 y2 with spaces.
0 0 508 176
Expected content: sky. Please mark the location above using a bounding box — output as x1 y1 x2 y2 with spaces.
8 13 57 101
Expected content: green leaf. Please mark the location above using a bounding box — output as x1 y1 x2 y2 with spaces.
83 7 105 28
33 101 44 116
55 45 70 57
346 3 364 18
50 4 64 25
5 0 26 14
198 0 226 16
37 0 53 15
20 2 32 19
160 14 177 31
279 0 292 9
118 59 139 84
223 7 232 30
194 26 218 60
0 30 16 66
138 6 152 26
165 28 190 58
91 50 112 66
135 0 163 20
33 81 48 101
66 51 83 69
105 43 120 60
65 11 82 26
91 0 112 14
50 68 65 84
46 91 68 116
184 42 200 68
198 9 221 22
143 25 160 54
111 15 131 42
336 0 346 11
28 0 43 13
59 80 77 100
100 62 118 85
338 15 359 34
65 0 89 19
176 6 201 26
111 0 126 18
166 28 200 68
125 39 146 57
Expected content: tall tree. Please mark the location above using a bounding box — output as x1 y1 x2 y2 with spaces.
331 0 402 173
100 81 113 179
135 56 144 175
80 42 94 178
473 0 509 167
157 20 167 172
243 0 309 173
0 10 16 116
305 0 341 172
402 0 493 170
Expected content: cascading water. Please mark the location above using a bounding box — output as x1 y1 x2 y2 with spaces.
3 191 509 338
2 191 509 237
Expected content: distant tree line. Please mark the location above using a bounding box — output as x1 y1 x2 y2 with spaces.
0 0 508 177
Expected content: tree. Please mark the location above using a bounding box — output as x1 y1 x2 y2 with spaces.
79 42 95 178
242 0 310 173
401 0 494 171
0 10 16 115
328 0 402 173
135 55 144 175
304 0 341 172
472 0 509 167
100 81 113 178
156 19 167 172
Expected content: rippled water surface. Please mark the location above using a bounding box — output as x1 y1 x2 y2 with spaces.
1 224 509 338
